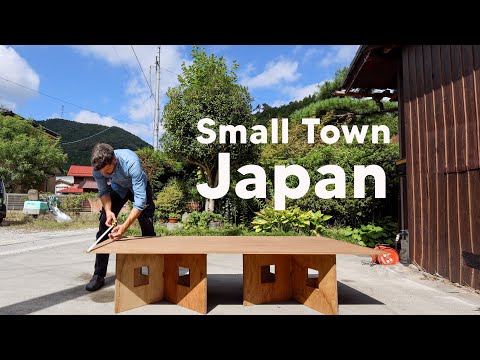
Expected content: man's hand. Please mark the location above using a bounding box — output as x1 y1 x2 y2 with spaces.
109 223 126 240
105 211 117 227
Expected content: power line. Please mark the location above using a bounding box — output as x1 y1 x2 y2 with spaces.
130 45 155 98
112 45 153 112
160 67 178 75
0 75 148 131
61 127 113 145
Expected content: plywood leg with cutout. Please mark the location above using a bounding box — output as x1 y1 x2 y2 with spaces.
243 254 292 306
164 254 207 314
115 254 165 313
291 254 338 315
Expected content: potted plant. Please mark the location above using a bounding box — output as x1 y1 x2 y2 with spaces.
168 213 181 223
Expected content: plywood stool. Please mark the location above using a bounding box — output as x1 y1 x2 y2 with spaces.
243 254 338 315
115 253 207 314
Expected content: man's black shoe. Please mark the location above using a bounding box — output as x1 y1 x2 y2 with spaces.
85 275 105 292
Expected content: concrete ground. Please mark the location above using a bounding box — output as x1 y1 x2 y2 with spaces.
0 228 479 315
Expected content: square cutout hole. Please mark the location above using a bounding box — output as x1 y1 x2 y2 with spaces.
261 264 275 284
134 266 149 287
306 268 319 288
178 266 190 287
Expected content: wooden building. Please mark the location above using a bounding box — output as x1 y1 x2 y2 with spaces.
340 45 480 290
58 165 97 194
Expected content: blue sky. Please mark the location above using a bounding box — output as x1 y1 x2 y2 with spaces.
0 45 359 145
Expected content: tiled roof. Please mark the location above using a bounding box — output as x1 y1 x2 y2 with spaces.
78 179 98 190
58 186 84 193
67 165 93 177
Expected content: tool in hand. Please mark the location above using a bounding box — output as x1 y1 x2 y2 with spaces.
86 220 117 253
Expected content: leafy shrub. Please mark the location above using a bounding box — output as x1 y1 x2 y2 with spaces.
341 224 393 247
183 211 225 229
154 178 184 220
251 207 332 235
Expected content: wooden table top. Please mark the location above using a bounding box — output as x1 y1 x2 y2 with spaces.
90 235 384 255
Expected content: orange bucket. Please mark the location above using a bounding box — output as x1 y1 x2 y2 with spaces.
372 245 399 265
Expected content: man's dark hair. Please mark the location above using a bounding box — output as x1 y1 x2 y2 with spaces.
91 143 115 171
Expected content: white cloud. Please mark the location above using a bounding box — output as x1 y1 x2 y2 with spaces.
0 45 40 110
72 45 187 132
262 81 326 109
269 99 290 108
239 63 255 79
320 45 359 67
303 47 321 63
241 59 300 89
72 110 153 145
281 82 324 101
293 45 303 54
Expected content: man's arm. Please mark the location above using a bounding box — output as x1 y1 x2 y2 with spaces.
109 208 142 240
99 194 117 226
109 156 148 240
93 170 116 227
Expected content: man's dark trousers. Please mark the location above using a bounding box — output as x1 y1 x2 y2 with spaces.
94 182 156 277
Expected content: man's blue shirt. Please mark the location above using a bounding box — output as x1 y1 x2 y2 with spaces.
92 149 148 211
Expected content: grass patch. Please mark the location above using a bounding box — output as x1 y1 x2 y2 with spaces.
2 211 99 231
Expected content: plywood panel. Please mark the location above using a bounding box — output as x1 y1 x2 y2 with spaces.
427 175 438 274
243 254 292 306
164 254 207 314
415 45 428 271
402 46 416 262
423 46 437 274
474 46 480 171
451 45 467 172
447 174 460 284
291 255 338 315
115 254 164 313
431 45 446 174
441 45 456 173
468 171 480 289
461 46 479 170
436 174 449 278
407 46 422 264
458 173 472 286
92 236 385 255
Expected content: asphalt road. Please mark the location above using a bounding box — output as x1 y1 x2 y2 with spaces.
0 227 98 256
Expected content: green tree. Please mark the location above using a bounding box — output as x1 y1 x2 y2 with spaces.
316 66 349 101
162 46 257 211
135 147 185 194
0 114 67 191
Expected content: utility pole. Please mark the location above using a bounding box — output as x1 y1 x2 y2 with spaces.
61 105 64 119
153 46 161 150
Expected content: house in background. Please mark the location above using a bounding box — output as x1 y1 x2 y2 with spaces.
55 176 74 194
58 165 98 194
339 45 480 290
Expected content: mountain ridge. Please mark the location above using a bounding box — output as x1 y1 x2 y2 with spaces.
37 118 151 171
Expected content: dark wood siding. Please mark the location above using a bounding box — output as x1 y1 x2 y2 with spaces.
402 45 480 289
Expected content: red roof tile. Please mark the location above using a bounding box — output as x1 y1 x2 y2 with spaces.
67 165 93 177
58 186 84 193
78 179 98 190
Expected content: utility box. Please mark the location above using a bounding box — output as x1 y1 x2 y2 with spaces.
23 200 49 216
